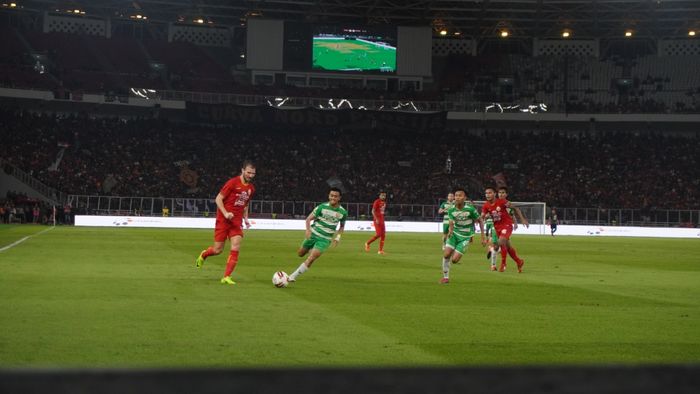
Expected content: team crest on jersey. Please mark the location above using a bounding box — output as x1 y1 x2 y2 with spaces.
321 208 343 221
454 211 474 225
234 190 250 206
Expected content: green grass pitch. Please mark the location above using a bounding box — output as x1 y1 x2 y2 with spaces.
1 225 699 368
313 38 396 72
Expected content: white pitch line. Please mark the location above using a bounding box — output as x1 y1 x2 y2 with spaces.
0 226 55 253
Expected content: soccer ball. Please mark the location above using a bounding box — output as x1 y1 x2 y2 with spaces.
272 271 289 288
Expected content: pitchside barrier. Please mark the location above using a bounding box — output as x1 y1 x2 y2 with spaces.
1 366 698 394
74 216 700 238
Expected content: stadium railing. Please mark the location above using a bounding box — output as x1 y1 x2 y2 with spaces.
1 159 65 205
152 88 698 114
66 195 697 227
158 89 468 112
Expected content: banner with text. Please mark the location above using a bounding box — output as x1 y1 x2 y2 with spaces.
75 216 700 239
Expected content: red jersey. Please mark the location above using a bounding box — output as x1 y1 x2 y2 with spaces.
217 176 255 226
481 198 514 227
372 198 386 222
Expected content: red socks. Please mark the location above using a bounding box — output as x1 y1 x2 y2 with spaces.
500 246 508 264
508 246 522 263
366 235 380 245
224 250 239 277
202 246 217 259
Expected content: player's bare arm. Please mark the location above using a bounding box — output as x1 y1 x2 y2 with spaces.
478 218 486 246
504 200 521 229
446 220 454 239
332 224 345 247
305 212 316 239
215 192 233 220
243 206 250 228
514 207 529 228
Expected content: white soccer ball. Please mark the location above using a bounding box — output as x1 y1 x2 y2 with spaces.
272 271 289 288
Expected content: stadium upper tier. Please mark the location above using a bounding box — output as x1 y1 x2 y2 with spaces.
1 28 699 113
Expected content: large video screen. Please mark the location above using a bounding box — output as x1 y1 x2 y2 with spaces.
312 26 397 73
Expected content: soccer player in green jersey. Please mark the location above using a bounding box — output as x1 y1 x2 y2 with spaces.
484 217 500 271
288 187 348 283
440 188 485 284
438 192 455 249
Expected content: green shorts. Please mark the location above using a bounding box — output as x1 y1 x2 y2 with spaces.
445 234 472 255
300 234 331 253
442 222 450 234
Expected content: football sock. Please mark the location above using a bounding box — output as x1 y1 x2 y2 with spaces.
366 235 379 245
500 246 508 265
202 246 217 259
508 246 522 262
289 262 308 280
223 250 239 277
379 238 385 251
489 247 497 266
442 257 450 278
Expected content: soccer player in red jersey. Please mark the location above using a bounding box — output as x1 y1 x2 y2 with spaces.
364 191 387 254
195 160 256 285
480 186 529 272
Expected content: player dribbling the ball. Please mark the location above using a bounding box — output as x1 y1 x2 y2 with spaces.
287 188 347 283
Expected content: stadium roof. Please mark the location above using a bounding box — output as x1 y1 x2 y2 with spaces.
9 0 700 39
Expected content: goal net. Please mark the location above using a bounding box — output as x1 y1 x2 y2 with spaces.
472 201 547 235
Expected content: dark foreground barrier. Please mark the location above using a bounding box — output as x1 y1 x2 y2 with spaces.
1 366 699 394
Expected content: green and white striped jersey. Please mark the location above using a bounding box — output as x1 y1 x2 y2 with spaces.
484 216 497 239
485 217 495 231
310 202 348 240
440 201 456 223
447 204 480 239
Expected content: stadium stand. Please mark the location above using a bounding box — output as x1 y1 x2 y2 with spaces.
2 109 698 212
2 23 700 115
0 29 234 93
2 25 699 113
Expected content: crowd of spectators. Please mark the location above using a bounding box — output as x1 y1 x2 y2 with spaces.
2 109 699 212
0 191 56 225
566 98 668 114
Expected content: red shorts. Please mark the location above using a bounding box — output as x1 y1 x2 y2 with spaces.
214 220 244 242
374 221 385 236
495 224 513 240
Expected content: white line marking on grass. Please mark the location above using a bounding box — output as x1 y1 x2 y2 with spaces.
0 226 55 253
